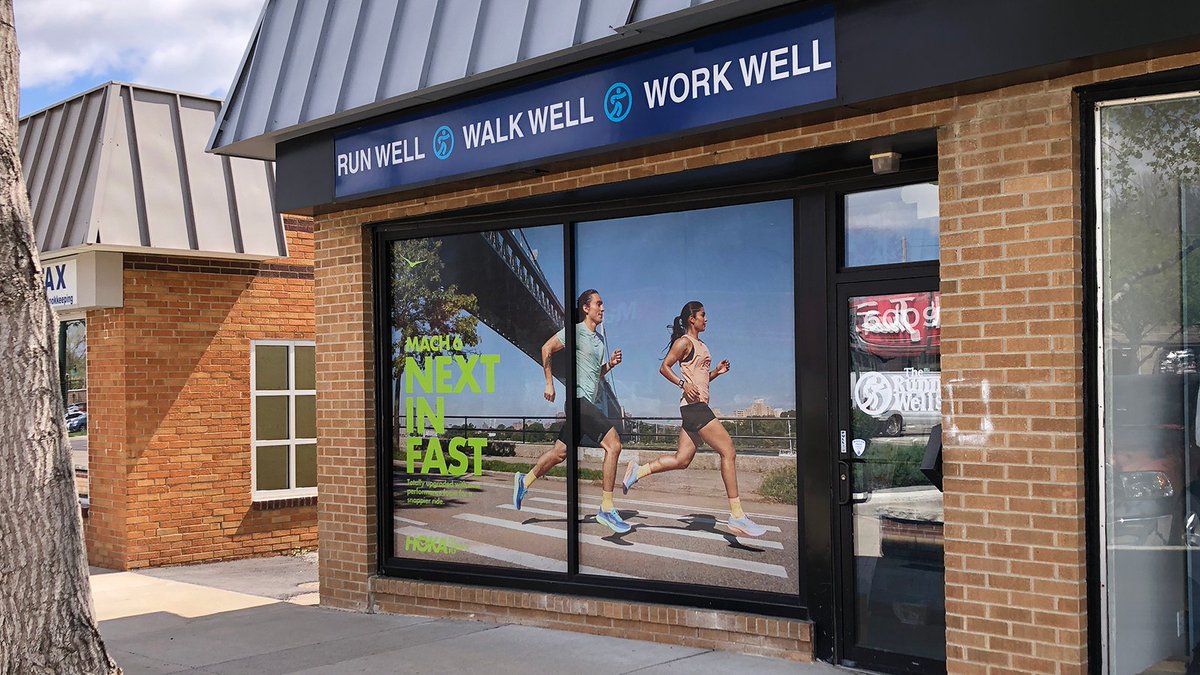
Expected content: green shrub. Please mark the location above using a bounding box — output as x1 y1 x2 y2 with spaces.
759 465 797 505
479 459 604 482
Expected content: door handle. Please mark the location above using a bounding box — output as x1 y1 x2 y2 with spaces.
837 461 871 505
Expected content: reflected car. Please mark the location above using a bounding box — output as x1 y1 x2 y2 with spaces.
872 408 940 437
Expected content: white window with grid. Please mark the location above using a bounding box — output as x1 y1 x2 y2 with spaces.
251 341 317 499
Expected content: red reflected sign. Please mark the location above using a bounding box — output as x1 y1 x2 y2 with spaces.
852 292 940 358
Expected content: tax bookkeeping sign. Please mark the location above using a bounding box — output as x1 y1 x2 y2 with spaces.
334 4 836 198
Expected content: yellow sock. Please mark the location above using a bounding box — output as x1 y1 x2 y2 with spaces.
729 497 745 519
523 472 539 488
601 491 614 512
637 464 653 479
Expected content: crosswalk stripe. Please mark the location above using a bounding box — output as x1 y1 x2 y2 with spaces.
396 516 428 527
394 526 638 578
455 513 788 579
499 504 784 550
528 496 783 533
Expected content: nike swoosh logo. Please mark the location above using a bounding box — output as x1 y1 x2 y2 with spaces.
401 255 427 268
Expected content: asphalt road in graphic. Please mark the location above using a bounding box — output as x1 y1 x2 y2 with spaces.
392 468 800 595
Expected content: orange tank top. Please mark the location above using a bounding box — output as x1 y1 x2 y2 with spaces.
679 334 712 405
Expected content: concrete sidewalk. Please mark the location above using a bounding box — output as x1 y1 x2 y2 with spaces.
91 556 845 675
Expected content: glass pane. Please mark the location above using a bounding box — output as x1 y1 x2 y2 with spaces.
1100 94 1200 674
573 200 798 595
255 396 289 441
255 345 289 390
295 395 316 439
848 292 944 660
845 183 939 267
295 345 316 390
389 226 567 571
296 443 317 488
256 445 289 491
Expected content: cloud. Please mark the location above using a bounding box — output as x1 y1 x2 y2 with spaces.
14 0 263 97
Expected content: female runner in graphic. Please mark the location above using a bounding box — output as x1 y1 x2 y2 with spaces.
621 301 768 537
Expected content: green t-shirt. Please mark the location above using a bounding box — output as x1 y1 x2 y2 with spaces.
556 322 607 405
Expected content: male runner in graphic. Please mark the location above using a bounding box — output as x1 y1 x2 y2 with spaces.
619 301 768 538
512 289 631 534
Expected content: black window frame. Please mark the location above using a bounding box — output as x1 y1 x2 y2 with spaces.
371 151 938 624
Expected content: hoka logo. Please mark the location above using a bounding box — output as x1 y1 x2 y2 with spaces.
404 535 464 555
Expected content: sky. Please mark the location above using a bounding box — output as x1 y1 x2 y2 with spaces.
14 0 263 117
397 201 798 424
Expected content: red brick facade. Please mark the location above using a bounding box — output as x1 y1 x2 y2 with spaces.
309 51 1200 672
84 217 317 569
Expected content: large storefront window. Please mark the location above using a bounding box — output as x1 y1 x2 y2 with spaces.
1099 92 1200 674
388 226 568 571
570 201 797 592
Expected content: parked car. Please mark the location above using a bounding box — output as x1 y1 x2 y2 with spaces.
65 411 87 433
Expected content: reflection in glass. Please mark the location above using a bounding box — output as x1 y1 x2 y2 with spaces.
295 443 317 488
1100 94 1200 674
295 346 316 390
845 183 939 267
256 345 289 390
256 445 289 491
574 200 798 594
255 396 289 441
848 292 944 661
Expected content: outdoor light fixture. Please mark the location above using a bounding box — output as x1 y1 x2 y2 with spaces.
870 151 901 174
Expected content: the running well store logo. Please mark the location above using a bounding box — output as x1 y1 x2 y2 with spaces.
333 4 835 197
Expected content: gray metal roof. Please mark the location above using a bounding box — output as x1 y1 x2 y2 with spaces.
209 0 793 160
21 82 285 258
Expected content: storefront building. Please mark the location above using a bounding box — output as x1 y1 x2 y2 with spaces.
209 1 1200 672
22 83 318 569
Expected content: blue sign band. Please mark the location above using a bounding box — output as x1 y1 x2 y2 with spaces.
334 4 836 198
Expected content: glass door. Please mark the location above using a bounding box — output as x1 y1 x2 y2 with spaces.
836 283 945 673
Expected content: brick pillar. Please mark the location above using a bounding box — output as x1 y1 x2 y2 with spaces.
938 80 1088 674
84 308 130 569
315 215 376 609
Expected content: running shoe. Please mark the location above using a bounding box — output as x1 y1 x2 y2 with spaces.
726 514 768 538
596 508 632 534
621 461 639 495
513 473 528 510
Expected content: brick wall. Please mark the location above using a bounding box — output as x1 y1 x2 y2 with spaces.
85 217 318 569
309 52 1200 671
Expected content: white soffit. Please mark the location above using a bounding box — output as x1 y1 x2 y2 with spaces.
20 82 285 258
208 0 797 161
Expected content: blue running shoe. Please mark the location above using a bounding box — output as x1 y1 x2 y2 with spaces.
621 461 639 495
596 508 631 534
513 473 528 510
726 514 768 538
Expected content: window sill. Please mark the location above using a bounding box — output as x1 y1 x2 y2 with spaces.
251 495 318 511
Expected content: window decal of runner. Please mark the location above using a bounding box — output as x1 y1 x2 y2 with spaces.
571 200 798 595
389 226 570 571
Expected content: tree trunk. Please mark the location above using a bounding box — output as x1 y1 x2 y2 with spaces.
0 2 121 673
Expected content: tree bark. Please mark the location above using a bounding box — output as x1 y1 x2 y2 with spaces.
0 2 120 673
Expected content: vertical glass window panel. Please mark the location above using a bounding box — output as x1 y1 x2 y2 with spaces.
255 445 290 491
255 345 289 390
255 396 290 441
388 225 567 572
295 443 317 488
295 345 316 390
845 183 939 267
847 292 944 660
295 395 316 439
574 200 798 595
1099 93 1200 674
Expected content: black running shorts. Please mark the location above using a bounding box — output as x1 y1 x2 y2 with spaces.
680 402 717 434
556 398 617 446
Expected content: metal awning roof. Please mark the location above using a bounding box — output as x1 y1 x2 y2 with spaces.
208 0 794 161
21 82 285 259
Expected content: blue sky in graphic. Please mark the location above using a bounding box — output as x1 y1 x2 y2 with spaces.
396 202 797 422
